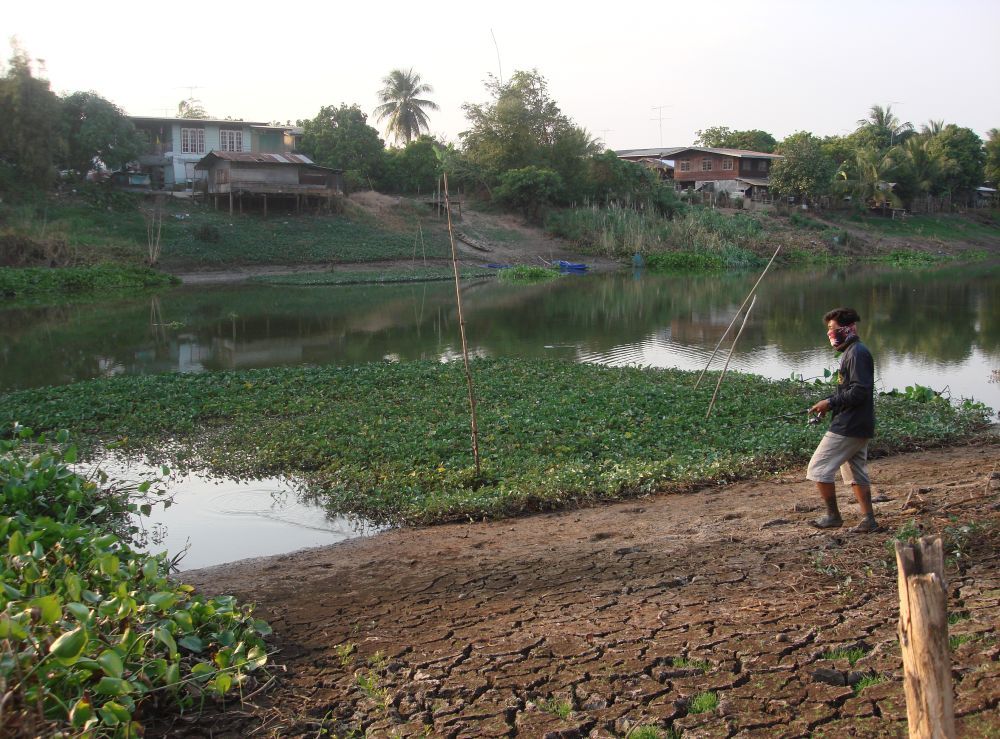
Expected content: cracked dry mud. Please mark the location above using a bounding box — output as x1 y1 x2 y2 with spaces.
165 441 1000 738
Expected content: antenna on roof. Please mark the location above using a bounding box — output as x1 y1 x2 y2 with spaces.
599 129 613 148
176 85 204 98
650 106 671 148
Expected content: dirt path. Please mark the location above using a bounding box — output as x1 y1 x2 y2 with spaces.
161 440 1000 738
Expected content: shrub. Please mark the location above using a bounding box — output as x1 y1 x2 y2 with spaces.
498 265 560 284
193 224 221 243
494 166 565 222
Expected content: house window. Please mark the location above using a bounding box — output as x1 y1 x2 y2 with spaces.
679 159 690 172
181 128 205 154
722 159 734 171
219 129 243 152
757 160 768 172
741 160 751 171
702 158 713 171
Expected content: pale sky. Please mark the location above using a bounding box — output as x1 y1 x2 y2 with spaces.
5 0 998 150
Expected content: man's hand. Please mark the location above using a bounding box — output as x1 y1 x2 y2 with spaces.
809 398 831 417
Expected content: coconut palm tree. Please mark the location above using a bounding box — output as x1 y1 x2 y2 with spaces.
891 137 956 205
921 119 946 136
374 68 439 146
856 104 914 150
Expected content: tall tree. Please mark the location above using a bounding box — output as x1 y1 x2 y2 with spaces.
299 104 385 186
985 128 1000 185
177 97 208 119
460 69 600 199
0 43 65 188
852 147 901 209
374 68 439 146
890 137 956 205
926 124 985 197
694 126 777 152
769 131 837 202
61 91 144 175
921 119 946 136
855 103 914 152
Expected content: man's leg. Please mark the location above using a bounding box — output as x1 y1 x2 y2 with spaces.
813 481 843 528
850 484 878 532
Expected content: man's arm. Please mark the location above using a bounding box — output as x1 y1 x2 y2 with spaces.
828 347 874 412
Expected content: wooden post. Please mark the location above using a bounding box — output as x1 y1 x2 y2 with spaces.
228 191 233 216
894 536 956 739
263 193 268 218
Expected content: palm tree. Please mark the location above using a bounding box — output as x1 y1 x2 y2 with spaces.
374 68 439 146
853 147 901 210
856 104 914 150
921 119 946 136
891 137 956 204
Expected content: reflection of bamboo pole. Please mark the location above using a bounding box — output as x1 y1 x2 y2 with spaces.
443 173 481 477
694 244 781 389
706 294 756 419
895 536 955 739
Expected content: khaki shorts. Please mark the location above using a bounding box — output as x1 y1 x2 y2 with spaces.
806 431 871 485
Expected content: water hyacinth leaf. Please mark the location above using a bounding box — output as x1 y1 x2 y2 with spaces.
172 609 193 632
98 700 131 725
64 445 78 463
178 635 204 653
8 529 27 556
191 662 215 680
31 540 45 560
95 677 132 696
2 582 24 600
50 625 89 663
64 572 82 601
97 649 125 678
140 503 152 516
94 534 117 548
29 593 62 624
69 697 95 728
253 619 273 636
142 558 160 581
213 672 233 695
98 553 119 576
147 592 177 610
154 626 178 658
247 645 268 670
166 661 180 687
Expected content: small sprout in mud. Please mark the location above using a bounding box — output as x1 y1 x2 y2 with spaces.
671 656 711 672
949 634 975 650
811 551 843 579
336 642 356 667
822 647 867 666
540 697 573 719
355 669 391 709
627 726 671 739
688 691 719 714
948 612 971 625
368 650 388 672
853 673 887 694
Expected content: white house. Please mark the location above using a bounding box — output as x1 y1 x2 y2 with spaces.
130 116 303 190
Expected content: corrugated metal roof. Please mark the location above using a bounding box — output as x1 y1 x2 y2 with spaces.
617 146 782 159
194 151 343 172
738 177 771 187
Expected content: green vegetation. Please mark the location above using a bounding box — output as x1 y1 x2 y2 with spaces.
249 266 495 286
626 726 677 739
949 634 975 650
374 68 438 146
670 656 711 672
832 213 1000 242
0 264 177 300
688 691 719 714
853 673 888 694
822 647 867 666
1 360 989 526
539 697 573 719
497 265 561 284
0 429 269 737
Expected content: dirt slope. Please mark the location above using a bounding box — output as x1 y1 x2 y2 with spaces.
159 439 1000 738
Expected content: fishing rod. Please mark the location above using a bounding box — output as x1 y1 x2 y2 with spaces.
714 409 823 430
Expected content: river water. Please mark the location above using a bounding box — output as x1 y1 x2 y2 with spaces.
4 262 998 567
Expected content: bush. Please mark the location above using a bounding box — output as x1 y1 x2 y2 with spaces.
0 429 270 737
497 265 561 283
0 264 178 299
193 224 221 243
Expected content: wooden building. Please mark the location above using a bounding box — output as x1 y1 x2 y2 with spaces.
616 146 782 200
194 151 344 214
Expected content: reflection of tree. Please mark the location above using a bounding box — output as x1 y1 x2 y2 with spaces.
2 264 998 392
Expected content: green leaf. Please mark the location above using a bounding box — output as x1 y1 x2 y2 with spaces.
154 626 178 658
69 697 95 728
98 649 125 678
172 609 193 632
95 677 132 696
64 445 78 463
147 591 177 610
98 553 119 575
50 625 89 664
178 635 204 653
98 700 131 725
247 645 268 670
8 529 27 556
213 672 233 695
165 661 180 687
253 619 273 636
64 572 82 601
29 593 62 624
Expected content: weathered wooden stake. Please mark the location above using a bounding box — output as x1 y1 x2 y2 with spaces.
894 536 956 739
442 172 481 477
705 293 756 419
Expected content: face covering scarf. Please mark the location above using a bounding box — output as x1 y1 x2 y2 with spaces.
828 323 857 348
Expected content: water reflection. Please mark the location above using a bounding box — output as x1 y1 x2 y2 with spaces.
78 457 378 571
2 263 998 410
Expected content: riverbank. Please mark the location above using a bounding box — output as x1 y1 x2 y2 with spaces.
162 439 1000 738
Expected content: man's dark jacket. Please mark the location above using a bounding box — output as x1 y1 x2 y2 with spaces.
827 337 875 438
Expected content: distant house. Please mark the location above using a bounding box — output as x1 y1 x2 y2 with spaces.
195 151 344 214
130 116 304 190
616 146 783 200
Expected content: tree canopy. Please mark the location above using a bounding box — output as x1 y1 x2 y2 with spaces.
374 69 439 146
769 132 837 202
177 98 208 119
300 104 385 187
61 91 143 175
694 126 777 153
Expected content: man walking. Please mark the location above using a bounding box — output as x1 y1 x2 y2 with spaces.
806 307 879 533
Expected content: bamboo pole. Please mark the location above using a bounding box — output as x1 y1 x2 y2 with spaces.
442 172 481 477
894 536 955 739
705 293 756 419
694 244 781 389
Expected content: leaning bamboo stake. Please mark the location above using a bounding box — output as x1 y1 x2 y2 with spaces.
894 536 955 739
695 244 781 389
442 172 482 477
705 293 756 419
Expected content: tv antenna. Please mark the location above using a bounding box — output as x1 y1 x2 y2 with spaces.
599 129 613 147
176 85 204 99
650 105 671 147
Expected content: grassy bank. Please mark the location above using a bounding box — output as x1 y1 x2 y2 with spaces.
0 431 270 736
0 191 452 271
0 264 178 301
1 360 990 525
